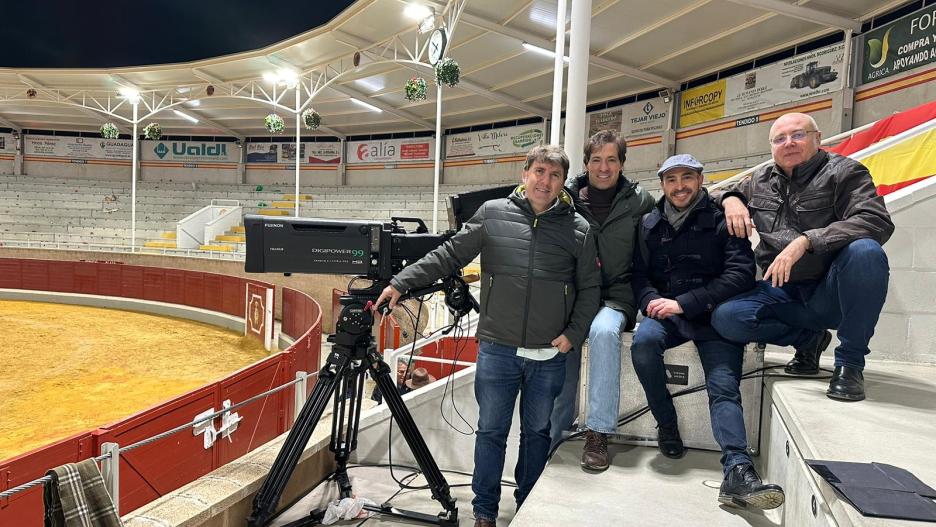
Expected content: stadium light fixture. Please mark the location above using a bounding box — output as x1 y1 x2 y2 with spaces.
404 3 432 20
118 86 141 104
349 97 382 113
522 42 569 62
263 68 299 88
173 110 199 123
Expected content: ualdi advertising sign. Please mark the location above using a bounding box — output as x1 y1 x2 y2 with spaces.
348 137 434 164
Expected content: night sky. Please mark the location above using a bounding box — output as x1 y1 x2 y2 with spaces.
1 1 357 68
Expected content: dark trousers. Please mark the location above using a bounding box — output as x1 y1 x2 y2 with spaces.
711 239 889 369
631 317 751 473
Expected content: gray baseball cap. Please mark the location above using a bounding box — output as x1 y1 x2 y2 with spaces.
658 154 704 179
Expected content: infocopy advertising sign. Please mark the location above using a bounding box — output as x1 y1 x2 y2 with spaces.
347 137 434 164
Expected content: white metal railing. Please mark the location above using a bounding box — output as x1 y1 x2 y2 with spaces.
0 370 315 514
0 238 245 260
383 312 479 375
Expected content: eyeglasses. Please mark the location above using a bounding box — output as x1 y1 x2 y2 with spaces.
770 129 817 146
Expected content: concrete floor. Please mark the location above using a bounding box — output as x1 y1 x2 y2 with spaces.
512 442 780 527
271 465 516 527
273 352 936 527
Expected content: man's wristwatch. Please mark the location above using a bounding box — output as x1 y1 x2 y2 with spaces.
801 233 812 252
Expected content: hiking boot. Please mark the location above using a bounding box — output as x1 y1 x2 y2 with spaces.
718 463 785 510
581 430 609 471
785 330 832 375
657 422 685 459
474 519 496 527
827 366 865 401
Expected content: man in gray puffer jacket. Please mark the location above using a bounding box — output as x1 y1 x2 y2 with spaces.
374 145 600 527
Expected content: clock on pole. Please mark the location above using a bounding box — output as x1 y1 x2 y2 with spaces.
428 28 447 65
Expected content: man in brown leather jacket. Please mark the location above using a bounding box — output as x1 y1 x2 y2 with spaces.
711 112 894 401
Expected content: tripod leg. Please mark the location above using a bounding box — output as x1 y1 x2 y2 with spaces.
366 349 459 526
247 350 352 527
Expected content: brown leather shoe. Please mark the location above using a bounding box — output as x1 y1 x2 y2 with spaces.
474 518 496 527
581 430 609 471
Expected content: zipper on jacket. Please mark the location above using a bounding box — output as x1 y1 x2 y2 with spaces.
483 275 494 312
563 283 569 316
520 216 539 347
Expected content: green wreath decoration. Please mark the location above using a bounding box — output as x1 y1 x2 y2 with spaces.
435 58 460 88
264 114 285 134
405 77 428 101
302 109 322 130
100 123 119 139
142 122 162 140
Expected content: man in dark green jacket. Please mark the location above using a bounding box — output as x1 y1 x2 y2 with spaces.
375 145 600 527
550 130 655 471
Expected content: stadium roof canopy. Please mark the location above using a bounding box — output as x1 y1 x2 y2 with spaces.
0 0 907 139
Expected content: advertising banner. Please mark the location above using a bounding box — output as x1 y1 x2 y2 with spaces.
725 43 844 115
246 143 278 163
25 135 133 160
679 80 727 128
348 137 434 164
0 133 15 153
861 5 936 84
142 140 239 163
679 43 845 128
246 142 342 164
445 124 545 158
622 98 669 136
575 98 670 142
588 108 623 137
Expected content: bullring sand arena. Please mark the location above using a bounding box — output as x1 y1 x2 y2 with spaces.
0 300 269 460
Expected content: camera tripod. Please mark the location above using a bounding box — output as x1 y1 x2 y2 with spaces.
248 280 468 527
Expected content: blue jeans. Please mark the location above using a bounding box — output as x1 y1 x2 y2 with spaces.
550 307 626 447
631 317 751 473
711 239 889 369
472 340 567 522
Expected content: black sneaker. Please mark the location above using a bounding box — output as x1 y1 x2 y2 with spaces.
785 330 832 375
657 422 684 459
718 463 785 510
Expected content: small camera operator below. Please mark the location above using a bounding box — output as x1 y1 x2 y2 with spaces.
374 145 601 527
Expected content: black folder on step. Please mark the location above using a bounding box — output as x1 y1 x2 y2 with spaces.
806 460 936 522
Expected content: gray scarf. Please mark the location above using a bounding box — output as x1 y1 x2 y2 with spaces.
664 190 705 231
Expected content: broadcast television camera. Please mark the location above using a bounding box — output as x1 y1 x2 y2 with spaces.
241 185 513 527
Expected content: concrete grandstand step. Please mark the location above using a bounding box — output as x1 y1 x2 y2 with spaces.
144 240 177 249
199 244 234 252
214 234 245 243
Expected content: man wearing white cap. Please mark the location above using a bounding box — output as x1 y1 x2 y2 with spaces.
631 154 784 509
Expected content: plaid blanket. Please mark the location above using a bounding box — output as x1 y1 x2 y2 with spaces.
43 459 123 527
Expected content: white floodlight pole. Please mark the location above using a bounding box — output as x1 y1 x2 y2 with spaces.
550 0 568 145
564 0 591 161
432 84 442 234
294 85 301 217
131 101 139 251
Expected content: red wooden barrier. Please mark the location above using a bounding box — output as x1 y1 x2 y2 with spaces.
0 258 322 527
